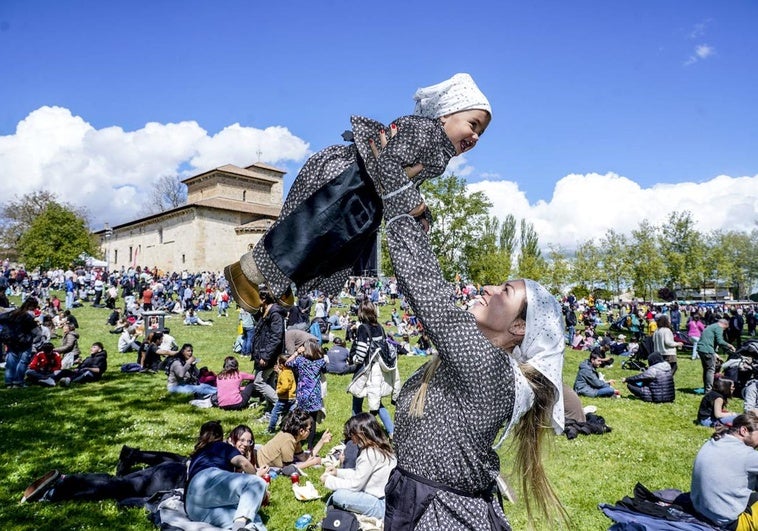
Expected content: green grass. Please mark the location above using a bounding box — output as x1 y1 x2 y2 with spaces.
0 296 733 530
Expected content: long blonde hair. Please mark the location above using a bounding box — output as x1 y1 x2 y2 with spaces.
512 363 569 528
408 358 569 527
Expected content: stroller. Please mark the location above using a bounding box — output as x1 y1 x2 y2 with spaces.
621 336 653 371
721 339 758 396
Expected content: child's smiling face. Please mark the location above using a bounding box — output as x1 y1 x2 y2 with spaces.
440 109 491 155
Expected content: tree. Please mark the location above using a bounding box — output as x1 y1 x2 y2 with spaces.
421 174 492 279
17 203 98 270
467 216 512 285
630 220 666 301
499 214 517 257
659 210 701 291
0 190 85 259
711 230 754 299
139 175 187 216
598 229 631 297
544 245 571 295
571 240 601 293
516 218 546 280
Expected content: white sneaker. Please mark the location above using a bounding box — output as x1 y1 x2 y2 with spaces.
189 398 213 409
39 378 56 387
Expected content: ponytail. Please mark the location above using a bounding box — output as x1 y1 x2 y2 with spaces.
409 355 442 417
511 364 569 528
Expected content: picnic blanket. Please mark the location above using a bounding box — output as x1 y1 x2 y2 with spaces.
144 490 226 531
599 483 721 531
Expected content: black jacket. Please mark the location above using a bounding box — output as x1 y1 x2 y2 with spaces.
625 361 675 403
0 310 38 352
79 350 108 380
252 304 287 366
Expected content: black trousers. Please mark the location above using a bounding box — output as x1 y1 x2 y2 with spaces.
47 462 186 502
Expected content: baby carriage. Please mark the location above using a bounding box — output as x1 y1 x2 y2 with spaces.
621 336 653 371
721 339 758 396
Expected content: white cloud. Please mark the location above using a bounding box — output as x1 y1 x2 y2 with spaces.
0 106 310 228
685 43 715 65
468 172 758 251
445 154 475 177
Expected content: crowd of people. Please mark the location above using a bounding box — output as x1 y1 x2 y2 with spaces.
4 70 758 531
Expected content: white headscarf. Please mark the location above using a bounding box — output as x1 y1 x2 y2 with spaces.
413 73 492 119
494 279 565 449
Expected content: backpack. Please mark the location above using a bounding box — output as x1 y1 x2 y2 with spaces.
370 328 397 372
321 508 360 531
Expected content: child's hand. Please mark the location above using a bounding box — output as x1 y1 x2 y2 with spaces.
320 429 333 444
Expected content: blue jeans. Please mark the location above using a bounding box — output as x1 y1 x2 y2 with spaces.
168 383 218 396
329 489 385 520
242 327 255 356
699 415 737 428
690 336 700 359
65 291 74 310
594 386 616 398
26 369 55 384
352 397 394 436
186 468 267 530
4 349 32 386
566 326 575 345
268 399 295 432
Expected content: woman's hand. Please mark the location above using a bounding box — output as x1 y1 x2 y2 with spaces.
320 466 337 482
369 125 424 180
256 465 270 478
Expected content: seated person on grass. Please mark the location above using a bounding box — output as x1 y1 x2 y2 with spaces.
697 378 738 428
621 352 675 403
743 372 758 414
53 342 108 386
609 334 630 356
25 342 61 387
573 350 620 398
117 325 141 353
165 344 217 397
324 337 356 375
183 307 213 326
691 412 758 530
320 413 396 521
256 409 332 471
137 332 178 372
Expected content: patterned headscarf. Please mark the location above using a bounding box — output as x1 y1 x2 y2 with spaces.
413 73 492 119
494 279 565 449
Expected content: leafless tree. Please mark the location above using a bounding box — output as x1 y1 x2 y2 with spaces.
138 175 188 216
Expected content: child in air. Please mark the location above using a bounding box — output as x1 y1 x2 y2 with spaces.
225 73 492 311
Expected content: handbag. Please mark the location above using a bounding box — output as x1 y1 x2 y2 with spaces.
346 363 372 398
321 508 360 531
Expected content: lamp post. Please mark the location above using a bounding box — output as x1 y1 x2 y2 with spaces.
104 223 113 272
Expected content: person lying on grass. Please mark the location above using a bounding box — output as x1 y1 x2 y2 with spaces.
256 408 332 471
20 424 262 506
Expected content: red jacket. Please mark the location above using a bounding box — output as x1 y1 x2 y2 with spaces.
28 351 62 373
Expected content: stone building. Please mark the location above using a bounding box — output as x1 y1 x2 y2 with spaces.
95 162 285 274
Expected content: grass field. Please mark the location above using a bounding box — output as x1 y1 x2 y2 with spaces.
0 295 739 530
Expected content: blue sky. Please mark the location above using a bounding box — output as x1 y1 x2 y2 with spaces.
1 1 756 247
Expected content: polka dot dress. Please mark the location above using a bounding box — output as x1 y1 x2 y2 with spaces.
382 212 517 529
